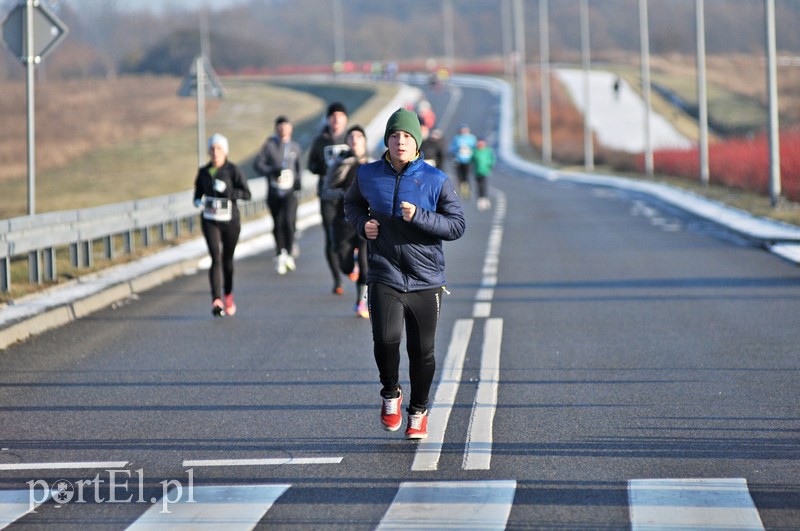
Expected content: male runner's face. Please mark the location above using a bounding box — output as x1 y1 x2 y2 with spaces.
387 131 417 167
348 131 367 158
328 111 348 137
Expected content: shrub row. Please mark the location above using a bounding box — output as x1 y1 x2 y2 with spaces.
640 130 800 202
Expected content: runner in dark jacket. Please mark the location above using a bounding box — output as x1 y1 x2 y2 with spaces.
253 115 303 275
320 125 371 318
308 102 349 294
344 108 465 440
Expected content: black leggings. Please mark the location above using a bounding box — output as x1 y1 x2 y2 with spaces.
475 174 488 199
201 216 240 300
267 191 298 254
320 198 342 287
368 283 441 414
455 162 471 186
333 213 368 302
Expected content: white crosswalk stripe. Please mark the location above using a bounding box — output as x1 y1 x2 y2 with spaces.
126 484 290 531
629 478 765 530
376 480 517 530
0 490 38 530
0 478 772 528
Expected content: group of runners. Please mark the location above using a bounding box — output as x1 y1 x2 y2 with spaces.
192 98 495 439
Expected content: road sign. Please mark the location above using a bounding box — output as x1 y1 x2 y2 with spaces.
177 55 224 99
1 2 68 64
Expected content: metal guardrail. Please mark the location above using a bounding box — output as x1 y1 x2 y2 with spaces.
0 178 272 293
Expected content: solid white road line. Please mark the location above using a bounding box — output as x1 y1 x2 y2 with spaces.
411 319 473 472
629 478 765 530
376 480 516 530
127 484 290 530
0 461 128 471
0 490 39 529
182 457 341 467
463 318 503 471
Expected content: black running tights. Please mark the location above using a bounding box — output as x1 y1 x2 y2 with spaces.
368 283 441 414
201 217 240 300
267 191 298 254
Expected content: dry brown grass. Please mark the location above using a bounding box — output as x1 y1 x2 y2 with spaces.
0 77 329 218
0 75 403 220
0 76 200 181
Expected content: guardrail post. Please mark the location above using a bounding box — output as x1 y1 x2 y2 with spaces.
103 235 114 260
71 241 92 268
158 223 166 242
173 220 181 238
82 240 93 268
123 230 134 255
1 257 9 293
43 247 56 281
28 251 42 285
141 227 151 247
70 242 79 268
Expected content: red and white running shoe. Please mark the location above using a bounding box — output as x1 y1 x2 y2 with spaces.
405 410 428 440
381 390 403 432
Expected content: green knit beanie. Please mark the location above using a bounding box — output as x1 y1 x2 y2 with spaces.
383 108 422 149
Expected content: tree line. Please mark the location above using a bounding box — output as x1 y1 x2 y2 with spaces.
1 0 799 80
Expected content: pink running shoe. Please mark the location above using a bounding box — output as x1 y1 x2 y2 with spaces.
224 294 236 316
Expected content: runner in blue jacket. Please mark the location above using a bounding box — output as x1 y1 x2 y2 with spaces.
344 108 465 440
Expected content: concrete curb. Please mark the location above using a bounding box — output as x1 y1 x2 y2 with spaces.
0 254 205 350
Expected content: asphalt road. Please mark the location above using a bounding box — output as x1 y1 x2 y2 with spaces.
0 84 798 530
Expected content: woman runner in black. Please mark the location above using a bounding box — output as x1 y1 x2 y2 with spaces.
193 133 252 316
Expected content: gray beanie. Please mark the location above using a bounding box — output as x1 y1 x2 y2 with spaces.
383 108 422 149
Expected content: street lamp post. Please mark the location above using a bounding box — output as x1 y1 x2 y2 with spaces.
502 0 514 77
639 0 653 176
580 0 593 171
513 0 528 148
443 0 455 73
765 0 781 206
539 0 552 164
696 0 709 186
332 0 344 65
24 0 35 215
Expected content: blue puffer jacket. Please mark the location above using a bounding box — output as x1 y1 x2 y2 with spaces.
344 152 465 292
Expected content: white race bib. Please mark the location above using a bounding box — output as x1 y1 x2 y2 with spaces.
202 197 232 222
275 169 295 191
324 144 349 167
